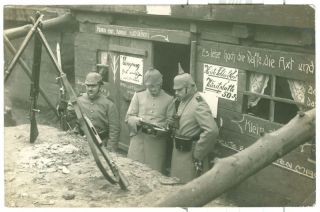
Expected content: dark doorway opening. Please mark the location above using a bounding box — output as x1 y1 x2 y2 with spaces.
153 41 190 175
153 42 190 96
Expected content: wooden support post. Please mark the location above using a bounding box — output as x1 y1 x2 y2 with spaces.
156 108 315 207
189 23 197 80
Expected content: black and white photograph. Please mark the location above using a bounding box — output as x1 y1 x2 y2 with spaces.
1 0 317 209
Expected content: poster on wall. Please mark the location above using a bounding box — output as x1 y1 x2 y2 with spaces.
120 55 143 85
203 63 238 101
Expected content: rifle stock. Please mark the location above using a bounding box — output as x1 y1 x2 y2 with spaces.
84 116 129 190
37 26 129 190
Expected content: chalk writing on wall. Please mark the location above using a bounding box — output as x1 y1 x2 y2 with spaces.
231 114 281 137
198 42 315 81
203 63 238 101
120 55 143 85
218 139 316 179
95 24 191 44
305 82 316 108
108 53 119 83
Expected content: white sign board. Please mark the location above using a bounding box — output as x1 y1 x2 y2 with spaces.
203 63 238 101
199 92 219 118
120 55 143 85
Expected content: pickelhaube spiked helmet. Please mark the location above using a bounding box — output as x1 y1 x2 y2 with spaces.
173 63 195 89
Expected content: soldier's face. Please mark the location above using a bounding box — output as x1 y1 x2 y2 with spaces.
146 83 161 97
175 87 188 101
86 84 100 99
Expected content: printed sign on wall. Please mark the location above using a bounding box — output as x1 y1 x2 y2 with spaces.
120 55 143 85
203 63 238 101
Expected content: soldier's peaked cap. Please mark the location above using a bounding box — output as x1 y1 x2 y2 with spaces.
173 63 195 89
85 72 103 85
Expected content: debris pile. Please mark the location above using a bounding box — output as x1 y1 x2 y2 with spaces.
4 125 236 207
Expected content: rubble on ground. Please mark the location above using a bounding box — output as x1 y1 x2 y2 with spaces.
4 124 236 207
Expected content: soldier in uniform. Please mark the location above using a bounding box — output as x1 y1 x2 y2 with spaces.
126 68 175 173
68 72 120 150
170 69 219 183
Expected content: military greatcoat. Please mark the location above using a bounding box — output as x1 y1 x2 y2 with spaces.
126 89 175 173
170 92 218 183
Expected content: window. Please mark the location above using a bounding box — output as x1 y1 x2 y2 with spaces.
243 71 305 124
96 51 109 82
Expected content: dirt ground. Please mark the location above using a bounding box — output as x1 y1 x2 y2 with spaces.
4 123 237 208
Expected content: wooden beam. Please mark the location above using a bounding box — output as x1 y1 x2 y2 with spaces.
4 13 76 39
156 108 315 207
109 44 147 56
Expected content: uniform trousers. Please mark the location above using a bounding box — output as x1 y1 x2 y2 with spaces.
170 142 210 183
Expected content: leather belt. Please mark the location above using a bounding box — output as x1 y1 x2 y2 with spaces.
174 136 194 152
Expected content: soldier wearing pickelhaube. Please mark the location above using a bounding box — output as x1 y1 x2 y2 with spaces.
126 68 175 173
68 72 120 150
170 64 219 183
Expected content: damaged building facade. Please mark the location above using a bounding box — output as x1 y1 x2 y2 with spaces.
3 5 315 206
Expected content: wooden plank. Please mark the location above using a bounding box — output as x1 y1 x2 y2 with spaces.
197 41 315 81
200 31 239 44
171 5 314 29
109 44 147 56
95 24 191 44
208 5 314 29
218 108 283 139
75 32 108 50
254 25 314 46
75 11 113 24
68 5 314 29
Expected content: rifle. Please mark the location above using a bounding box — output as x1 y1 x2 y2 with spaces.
29 13 43 143
84 115 129 190
35 24 129 190
139 120 168 134
56 42 70 131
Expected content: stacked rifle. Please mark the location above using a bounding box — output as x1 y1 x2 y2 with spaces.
4 12 129 190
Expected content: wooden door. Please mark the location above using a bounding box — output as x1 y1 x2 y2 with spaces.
107 36 153 150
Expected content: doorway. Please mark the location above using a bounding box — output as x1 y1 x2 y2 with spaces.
153 42 190 96
153 41 190 175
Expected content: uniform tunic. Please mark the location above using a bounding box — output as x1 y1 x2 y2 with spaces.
170 92 218 183
77 93 120 144
126 89 175 172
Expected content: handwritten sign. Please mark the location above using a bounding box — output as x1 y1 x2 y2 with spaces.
203 63 238 101
198 41 315 81
199 92 219 118
95 24 190 44
120 55 143 85
305 82 315 108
